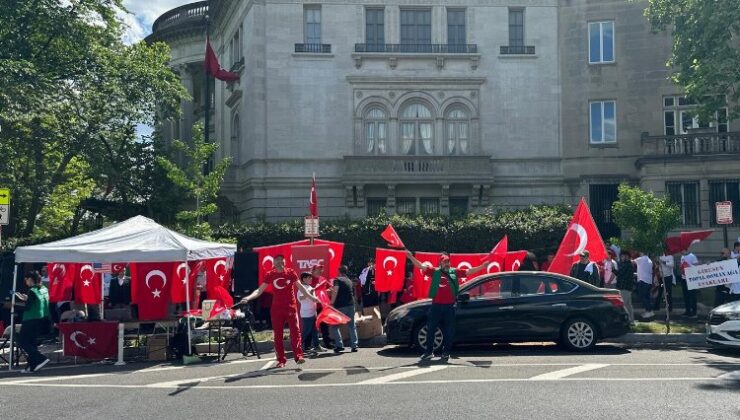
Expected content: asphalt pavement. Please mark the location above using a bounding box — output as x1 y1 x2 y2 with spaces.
0 343 738 420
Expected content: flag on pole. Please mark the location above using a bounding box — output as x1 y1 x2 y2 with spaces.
205 39 240 81
548 198 607 275
309 173 318 217
381 224 405 249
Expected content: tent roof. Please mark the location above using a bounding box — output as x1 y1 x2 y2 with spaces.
14 216 236 263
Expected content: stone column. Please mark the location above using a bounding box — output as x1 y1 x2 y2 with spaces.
388 6 399 44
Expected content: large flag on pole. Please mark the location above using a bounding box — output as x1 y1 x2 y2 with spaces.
548 198 607 275
205 39 240 81
309 173 318 217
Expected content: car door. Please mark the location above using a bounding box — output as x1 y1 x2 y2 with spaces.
455 275 516 342
502 275 578 340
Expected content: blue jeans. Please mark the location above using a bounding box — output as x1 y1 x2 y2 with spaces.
426 304 456 355
331 305 358 350
301 316 319 350
637 281 653 312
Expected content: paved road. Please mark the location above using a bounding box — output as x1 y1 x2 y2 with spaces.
1 344 738 420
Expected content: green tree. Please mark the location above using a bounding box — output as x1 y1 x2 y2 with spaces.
644 0 740 118
612 183 681 256
157 123 231 239
0 0 187 238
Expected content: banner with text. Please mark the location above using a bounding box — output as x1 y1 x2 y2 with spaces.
686 259 740 290
291 245 330 274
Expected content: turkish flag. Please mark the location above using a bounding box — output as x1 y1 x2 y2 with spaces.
412 252 442 299
59 321 118 359
313 239 345 278
484 235 508 263
205 38 240 81
680 230 713 250
665 236 683 255
171 261 202 304
449 253 487 283
74 264 102 304
483 254 506 275
316 287 331 306
309 173 318 217
381 224 405 249
315 305 351 328
131 262 174 321
548 198 608 275
506 251 529 271
205 258 231 292
375 248 406 292
47 263 76 302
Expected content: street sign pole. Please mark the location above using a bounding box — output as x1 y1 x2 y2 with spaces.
0 188 10 252
715 201 733 248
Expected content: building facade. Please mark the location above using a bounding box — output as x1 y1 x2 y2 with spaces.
148 0 740 253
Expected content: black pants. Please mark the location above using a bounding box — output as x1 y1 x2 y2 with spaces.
18 319 48 369
654 277 674 311
426 304 456 355
680 277 698 315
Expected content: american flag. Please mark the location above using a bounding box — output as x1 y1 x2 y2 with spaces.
92 263 111 273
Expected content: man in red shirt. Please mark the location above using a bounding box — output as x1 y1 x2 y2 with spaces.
241 255 318 367
406 250 486 362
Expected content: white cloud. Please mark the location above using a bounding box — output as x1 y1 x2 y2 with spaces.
120 0 194 43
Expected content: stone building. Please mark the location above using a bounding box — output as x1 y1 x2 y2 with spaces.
147 0 740 253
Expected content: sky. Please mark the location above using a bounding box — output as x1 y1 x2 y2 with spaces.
121 0 194 44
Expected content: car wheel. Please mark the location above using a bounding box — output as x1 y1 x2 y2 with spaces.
413 324 443 352
560 318 597 351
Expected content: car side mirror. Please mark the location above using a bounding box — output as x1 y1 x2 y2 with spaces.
457 293 470 303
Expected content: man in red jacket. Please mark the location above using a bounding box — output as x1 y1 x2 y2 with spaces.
241 255 318 367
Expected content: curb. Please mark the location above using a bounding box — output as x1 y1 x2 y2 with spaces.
605 333 707 345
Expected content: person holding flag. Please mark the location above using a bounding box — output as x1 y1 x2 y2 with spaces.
240 255 319 368
405 250 487 362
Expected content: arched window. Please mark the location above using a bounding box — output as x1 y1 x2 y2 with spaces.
445 107 469 155
363 106 387 154
231 113 240 161
400 103 433 155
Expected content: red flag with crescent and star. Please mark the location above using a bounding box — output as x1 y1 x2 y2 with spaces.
412 252 442 299
59 321 118 359
315 305 351 328
483 235 508 263
374 248 407 292
205 258 232 293
171 261 203 304
130 262 175 321
449 253 488 283
312 239 344 278
47 262 76 302
381 224 405 249
548 198 607 275
309 173 318 217
506 251 529 271
205 38 240 81
74 263 102 304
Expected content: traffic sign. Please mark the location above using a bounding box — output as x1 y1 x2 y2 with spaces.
304 217 319 238
0 188 9 205
0 204 8 225
716 201 733 225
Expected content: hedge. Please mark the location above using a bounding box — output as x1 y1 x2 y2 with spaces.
213 205 574 275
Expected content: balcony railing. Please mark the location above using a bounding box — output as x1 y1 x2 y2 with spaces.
151 1 208 33
500 45 536 55
354 44 478 54
295 43 332 53
343 155 492 181
641 131 740 157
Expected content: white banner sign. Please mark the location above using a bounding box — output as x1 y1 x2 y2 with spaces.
685 259 740 290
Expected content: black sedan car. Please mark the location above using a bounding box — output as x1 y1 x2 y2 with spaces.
386 271 630 352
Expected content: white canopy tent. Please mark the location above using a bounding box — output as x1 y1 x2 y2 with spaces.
9 216 236 369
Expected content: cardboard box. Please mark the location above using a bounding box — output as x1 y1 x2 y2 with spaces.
147 334 169 361
357 316 383 340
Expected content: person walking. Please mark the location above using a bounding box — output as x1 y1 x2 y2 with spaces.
615 251 636 324
679 249 700 317
569 251 600 286
406 251 486 362
241 255 319 368
634 252 655 319
17 271 51 373
297 272 321 356
329 265 359 353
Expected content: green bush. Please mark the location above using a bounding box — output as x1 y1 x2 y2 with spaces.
213 205 573 274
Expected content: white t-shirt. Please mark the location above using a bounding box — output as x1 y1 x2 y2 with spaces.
634 255 653 284
658 255 675 283
297 284 317 318
730 250 740 259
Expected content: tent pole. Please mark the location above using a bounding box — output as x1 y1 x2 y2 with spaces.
184 262 192 356
8 264 18 371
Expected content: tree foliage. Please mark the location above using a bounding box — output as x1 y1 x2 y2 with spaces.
645 0 740 118
157 123 231 239
612 184 680 257
0 0 187 240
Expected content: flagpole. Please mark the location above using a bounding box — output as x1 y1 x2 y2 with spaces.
204 0 211 146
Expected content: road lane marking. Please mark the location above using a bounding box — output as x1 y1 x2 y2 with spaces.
358 365 448 385
529 364 609 380
0 373 111 385
259 361 276 371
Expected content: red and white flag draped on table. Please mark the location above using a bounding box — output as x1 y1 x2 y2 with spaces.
548 198 608 275
59 321 118 359
381 224 405 249
315 305 350 328
666 230 714 254
309 173 319 218
74 264 102 304
171 261 203 304
47 262 76 302
255 239 345 291
449 253 488 284
505 250 529 271
130 262 176 321
412 252 442 300
204 39 240 81
374 248 407 292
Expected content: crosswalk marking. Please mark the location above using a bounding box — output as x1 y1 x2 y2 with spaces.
357 365 448 385
529 364 609 380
